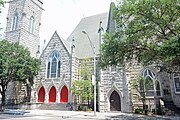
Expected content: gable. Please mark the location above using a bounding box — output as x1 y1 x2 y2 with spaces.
40 31 70 61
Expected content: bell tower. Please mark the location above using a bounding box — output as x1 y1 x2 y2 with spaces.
5 0 43 57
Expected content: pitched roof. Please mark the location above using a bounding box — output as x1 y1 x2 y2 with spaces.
40 31 70 57
66 13 108 58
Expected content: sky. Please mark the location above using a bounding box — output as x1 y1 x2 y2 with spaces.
0 0 116 43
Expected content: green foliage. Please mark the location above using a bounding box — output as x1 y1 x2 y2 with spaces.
72 79 93 101
0 40 40 110
152 108 163 115
0 0 4 13
100 0 180 71
0 0 4 7
135 108 144 114
79 58 92 80
72 58 93 104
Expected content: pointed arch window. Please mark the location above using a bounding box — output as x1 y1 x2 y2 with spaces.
11 12 19 30
141 69 161 97
47 51 61 78
29 16 35 33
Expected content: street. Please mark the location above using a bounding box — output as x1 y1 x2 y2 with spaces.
0 110 180 120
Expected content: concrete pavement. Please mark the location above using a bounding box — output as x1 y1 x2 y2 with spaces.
0 110 180 120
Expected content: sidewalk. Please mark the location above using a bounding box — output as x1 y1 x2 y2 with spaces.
1 109 180 120
24 110 180 120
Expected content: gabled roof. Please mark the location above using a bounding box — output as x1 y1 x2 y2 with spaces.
40 31 71 57
66 13 108 59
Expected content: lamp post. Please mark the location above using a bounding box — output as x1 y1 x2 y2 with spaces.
82 30 96 116
68 38 74 108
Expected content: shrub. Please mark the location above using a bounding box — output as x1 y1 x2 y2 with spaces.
135 108 144 114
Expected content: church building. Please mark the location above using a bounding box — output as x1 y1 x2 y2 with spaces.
4 0 180 114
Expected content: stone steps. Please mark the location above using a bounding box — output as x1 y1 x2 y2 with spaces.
38 103 67 111
5 103 68 111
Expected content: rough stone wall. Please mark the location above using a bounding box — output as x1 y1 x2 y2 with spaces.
159 72 172 102
99 67 124 112
72 56 79 81
5 0 25 32
32 32 71 103
5 0 43 57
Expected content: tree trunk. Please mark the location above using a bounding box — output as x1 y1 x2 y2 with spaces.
26 84 31 102
88 96 90 108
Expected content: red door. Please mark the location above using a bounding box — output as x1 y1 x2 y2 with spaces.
38 87 45 102
60 86 68 102
49 86 56 102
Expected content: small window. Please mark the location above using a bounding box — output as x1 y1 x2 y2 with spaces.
174 74 180 93
163 89 170 95
11 12 19 30
29 16 35 33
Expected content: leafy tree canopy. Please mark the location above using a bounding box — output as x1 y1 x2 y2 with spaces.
0 40 40 110
0 0 4 6
72 79 93 100
0 0 4 13
100 0 180 72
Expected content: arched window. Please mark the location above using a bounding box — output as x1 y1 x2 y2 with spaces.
11 12 19 30
142 69 161 96
47 51 61 78
29 16 35 33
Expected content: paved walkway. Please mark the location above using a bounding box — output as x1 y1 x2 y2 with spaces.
0 110 180 120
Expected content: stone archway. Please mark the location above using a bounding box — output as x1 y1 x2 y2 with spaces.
49 86 56 102
110 90 121 111
38 86 45 102
60 86 68 102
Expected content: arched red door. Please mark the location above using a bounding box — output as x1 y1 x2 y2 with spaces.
38 87 45 102
49 86 56 102
60 86 68 102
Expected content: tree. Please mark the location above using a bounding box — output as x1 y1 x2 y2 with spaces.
0 0 4 7
0 40 40 110
100 0 180 72
72 80 93 107
131 76 153 114
0 0 4 13
71 58 93 108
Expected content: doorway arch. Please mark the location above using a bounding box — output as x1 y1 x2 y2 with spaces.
38 86 45 102
110 90 121 111
49 86 56 102
60 86 68 102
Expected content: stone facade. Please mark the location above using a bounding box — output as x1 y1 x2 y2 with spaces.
5 0 43 57
5 0 43 103
4 1 180 113
32 32 73 103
